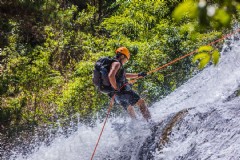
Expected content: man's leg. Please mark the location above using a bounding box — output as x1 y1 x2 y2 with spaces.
127 105 137 119
136 98 151 121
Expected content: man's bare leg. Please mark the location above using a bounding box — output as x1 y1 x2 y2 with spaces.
127 105 137 119
136 99 151 121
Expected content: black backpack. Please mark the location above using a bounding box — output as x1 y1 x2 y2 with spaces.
93 57 117 94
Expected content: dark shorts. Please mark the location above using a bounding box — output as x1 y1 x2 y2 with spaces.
109 89 140 110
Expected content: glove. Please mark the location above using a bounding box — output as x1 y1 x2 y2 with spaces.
113 89 120 94
138 72 147 77
111 87 120 94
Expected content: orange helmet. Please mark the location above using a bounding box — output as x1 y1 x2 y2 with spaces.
116 47 130 60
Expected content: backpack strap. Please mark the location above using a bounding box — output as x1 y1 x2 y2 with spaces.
112 59 123 67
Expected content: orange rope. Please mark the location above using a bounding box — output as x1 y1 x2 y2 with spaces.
90 28 240 160
90 95 115 160
90 83 128 160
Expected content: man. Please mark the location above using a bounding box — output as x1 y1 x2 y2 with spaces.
108 47 151 121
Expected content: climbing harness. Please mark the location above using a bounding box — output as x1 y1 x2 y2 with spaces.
90 28 240 160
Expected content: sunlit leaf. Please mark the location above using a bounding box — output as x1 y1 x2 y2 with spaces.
213 8 231 26
199 54 211 69
194 45 220 69
172 0 198 21
198 45 213 53
212 50 220 66
193 53 209 63
237 4 240 11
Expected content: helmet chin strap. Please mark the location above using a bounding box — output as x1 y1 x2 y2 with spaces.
115 53 126 64
120 56 125 63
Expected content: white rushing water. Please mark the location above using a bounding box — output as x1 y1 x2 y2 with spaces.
14 31 240 160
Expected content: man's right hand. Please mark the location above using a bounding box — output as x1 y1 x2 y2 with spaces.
138 72 147 77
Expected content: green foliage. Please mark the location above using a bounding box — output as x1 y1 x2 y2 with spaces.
172 0 240 30
75 4 96 31
212 50 220 65
193 45 220 69
193 53 211 69
213 8 231 27
101 0 169 41
172 0 198 21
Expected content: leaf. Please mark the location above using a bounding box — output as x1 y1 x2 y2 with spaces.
172 0 198 21
192 53 209 63
194 45 220 69
237 4 240 12
214 9 231 26
198 45 213 53
199 54 211 69
212 50 220 66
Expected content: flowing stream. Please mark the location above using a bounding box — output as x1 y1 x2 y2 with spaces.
11 31 240 160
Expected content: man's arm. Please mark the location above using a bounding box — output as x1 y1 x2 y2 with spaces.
126 73 138 79
126 72 148 79
108 62 121 90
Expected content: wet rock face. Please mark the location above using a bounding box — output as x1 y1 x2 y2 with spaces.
224 87 240 102
137 110 188 160
121 97 240 160
104 110 189 160
150 97 240 160
103 97 240 160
